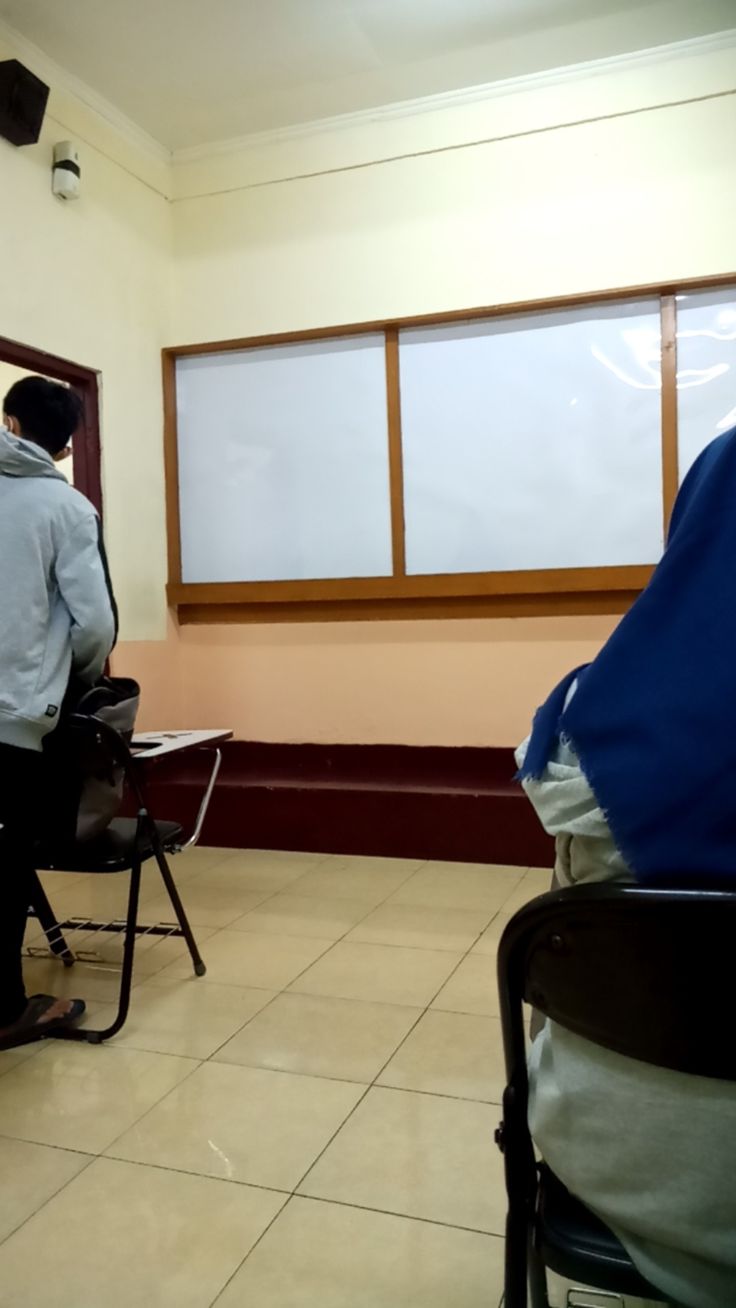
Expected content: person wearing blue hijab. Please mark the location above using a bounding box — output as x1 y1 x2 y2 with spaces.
521 425 736 884
516 427 736 1308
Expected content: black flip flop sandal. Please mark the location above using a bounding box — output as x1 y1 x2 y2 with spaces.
0 994 86 1052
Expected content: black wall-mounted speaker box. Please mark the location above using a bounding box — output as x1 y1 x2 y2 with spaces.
0 59 49 146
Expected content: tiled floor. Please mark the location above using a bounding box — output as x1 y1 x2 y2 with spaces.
0 849 552 1308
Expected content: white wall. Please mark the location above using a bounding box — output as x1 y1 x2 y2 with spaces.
173 92 736 341
153 38 736 746
0 362 34 393
0 33 172 640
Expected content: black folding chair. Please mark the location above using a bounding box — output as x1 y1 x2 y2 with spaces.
495 882 736 1308
25 714 207 1045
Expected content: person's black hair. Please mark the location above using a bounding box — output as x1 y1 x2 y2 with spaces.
3 376 83 456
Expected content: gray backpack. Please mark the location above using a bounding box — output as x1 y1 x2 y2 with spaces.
44 676 141 845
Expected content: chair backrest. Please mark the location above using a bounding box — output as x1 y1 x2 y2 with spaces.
498 883 736 1082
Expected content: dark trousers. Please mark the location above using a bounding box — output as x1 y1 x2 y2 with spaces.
0 742 43 1026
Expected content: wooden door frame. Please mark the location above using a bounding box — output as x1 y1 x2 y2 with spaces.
0 335 103 515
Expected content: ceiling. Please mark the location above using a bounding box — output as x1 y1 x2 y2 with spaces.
0 0 733 151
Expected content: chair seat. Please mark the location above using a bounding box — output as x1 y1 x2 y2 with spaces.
536 1166 666 1301
37 818 184 874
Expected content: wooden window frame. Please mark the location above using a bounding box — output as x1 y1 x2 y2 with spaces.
0 335 103 515
163 272 734 624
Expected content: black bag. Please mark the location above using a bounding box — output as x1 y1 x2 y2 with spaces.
43 675 141 845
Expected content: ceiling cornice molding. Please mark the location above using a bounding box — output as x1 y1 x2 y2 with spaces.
0 17 733 167
172 26 736 166
172 26 736 164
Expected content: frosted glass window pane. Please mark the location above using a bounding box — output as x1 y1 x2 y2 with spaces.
400 302 664 575
177 336 392 583
676 289 736 482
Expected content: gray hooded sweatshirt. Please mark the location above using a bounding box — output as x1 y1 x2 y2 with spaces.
0 426 117 752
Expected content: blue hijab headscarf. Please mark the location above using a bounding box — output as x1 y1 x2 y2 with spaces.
519 425 736 886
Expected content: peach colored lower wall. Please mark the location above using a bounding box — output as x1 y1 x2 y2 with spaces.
114 613 619 747
113 622 183 732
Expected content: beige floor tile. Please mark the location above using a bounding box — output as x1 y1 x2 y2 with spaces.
137 853 210 897
213 993 418 1083
21 955 139 1005
389 862 525 910
112 924 217 978
216 1195 504 1308
184 865 291 899
0 1042 43 1079
35 865 196 927
34 869 90 893
325 855 423 875
141 863 207 905
142 882 272 929
431 953 500 1017
497 867 553 917
41 875 131 924
195 849 324 894
300 1086 505 1234
92 978 276 1059
346 903 492 952
471 911 513 957
0 1042 195 1153
0 1156 285 1308
232 894 370 940
289 941 462 1007
224 848 326 869
288 857 421 905
378 1010 506 1103
35 859 193 910
108 1061 365 1190
157 930 333 989
168 844 236 875
0 1138 90 1244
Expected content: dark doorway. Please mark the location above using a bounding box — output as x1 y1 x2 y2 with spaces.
0 336 102 514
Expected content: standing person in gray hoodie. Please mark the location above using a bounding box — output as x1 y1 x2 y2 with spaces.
0 376 117 1049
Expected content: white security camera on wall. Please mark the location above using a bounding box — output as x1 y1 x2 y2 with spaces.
52 140 80 200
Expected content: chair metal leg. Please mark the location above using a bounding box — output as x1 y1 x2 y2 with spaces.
528 1233 550 1308
504 1210 530 1308
499 1084 537 1308
178 747 222 851
60 856 143 1045
27 871 75 966
152 845 206 977
89 858 142 1041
